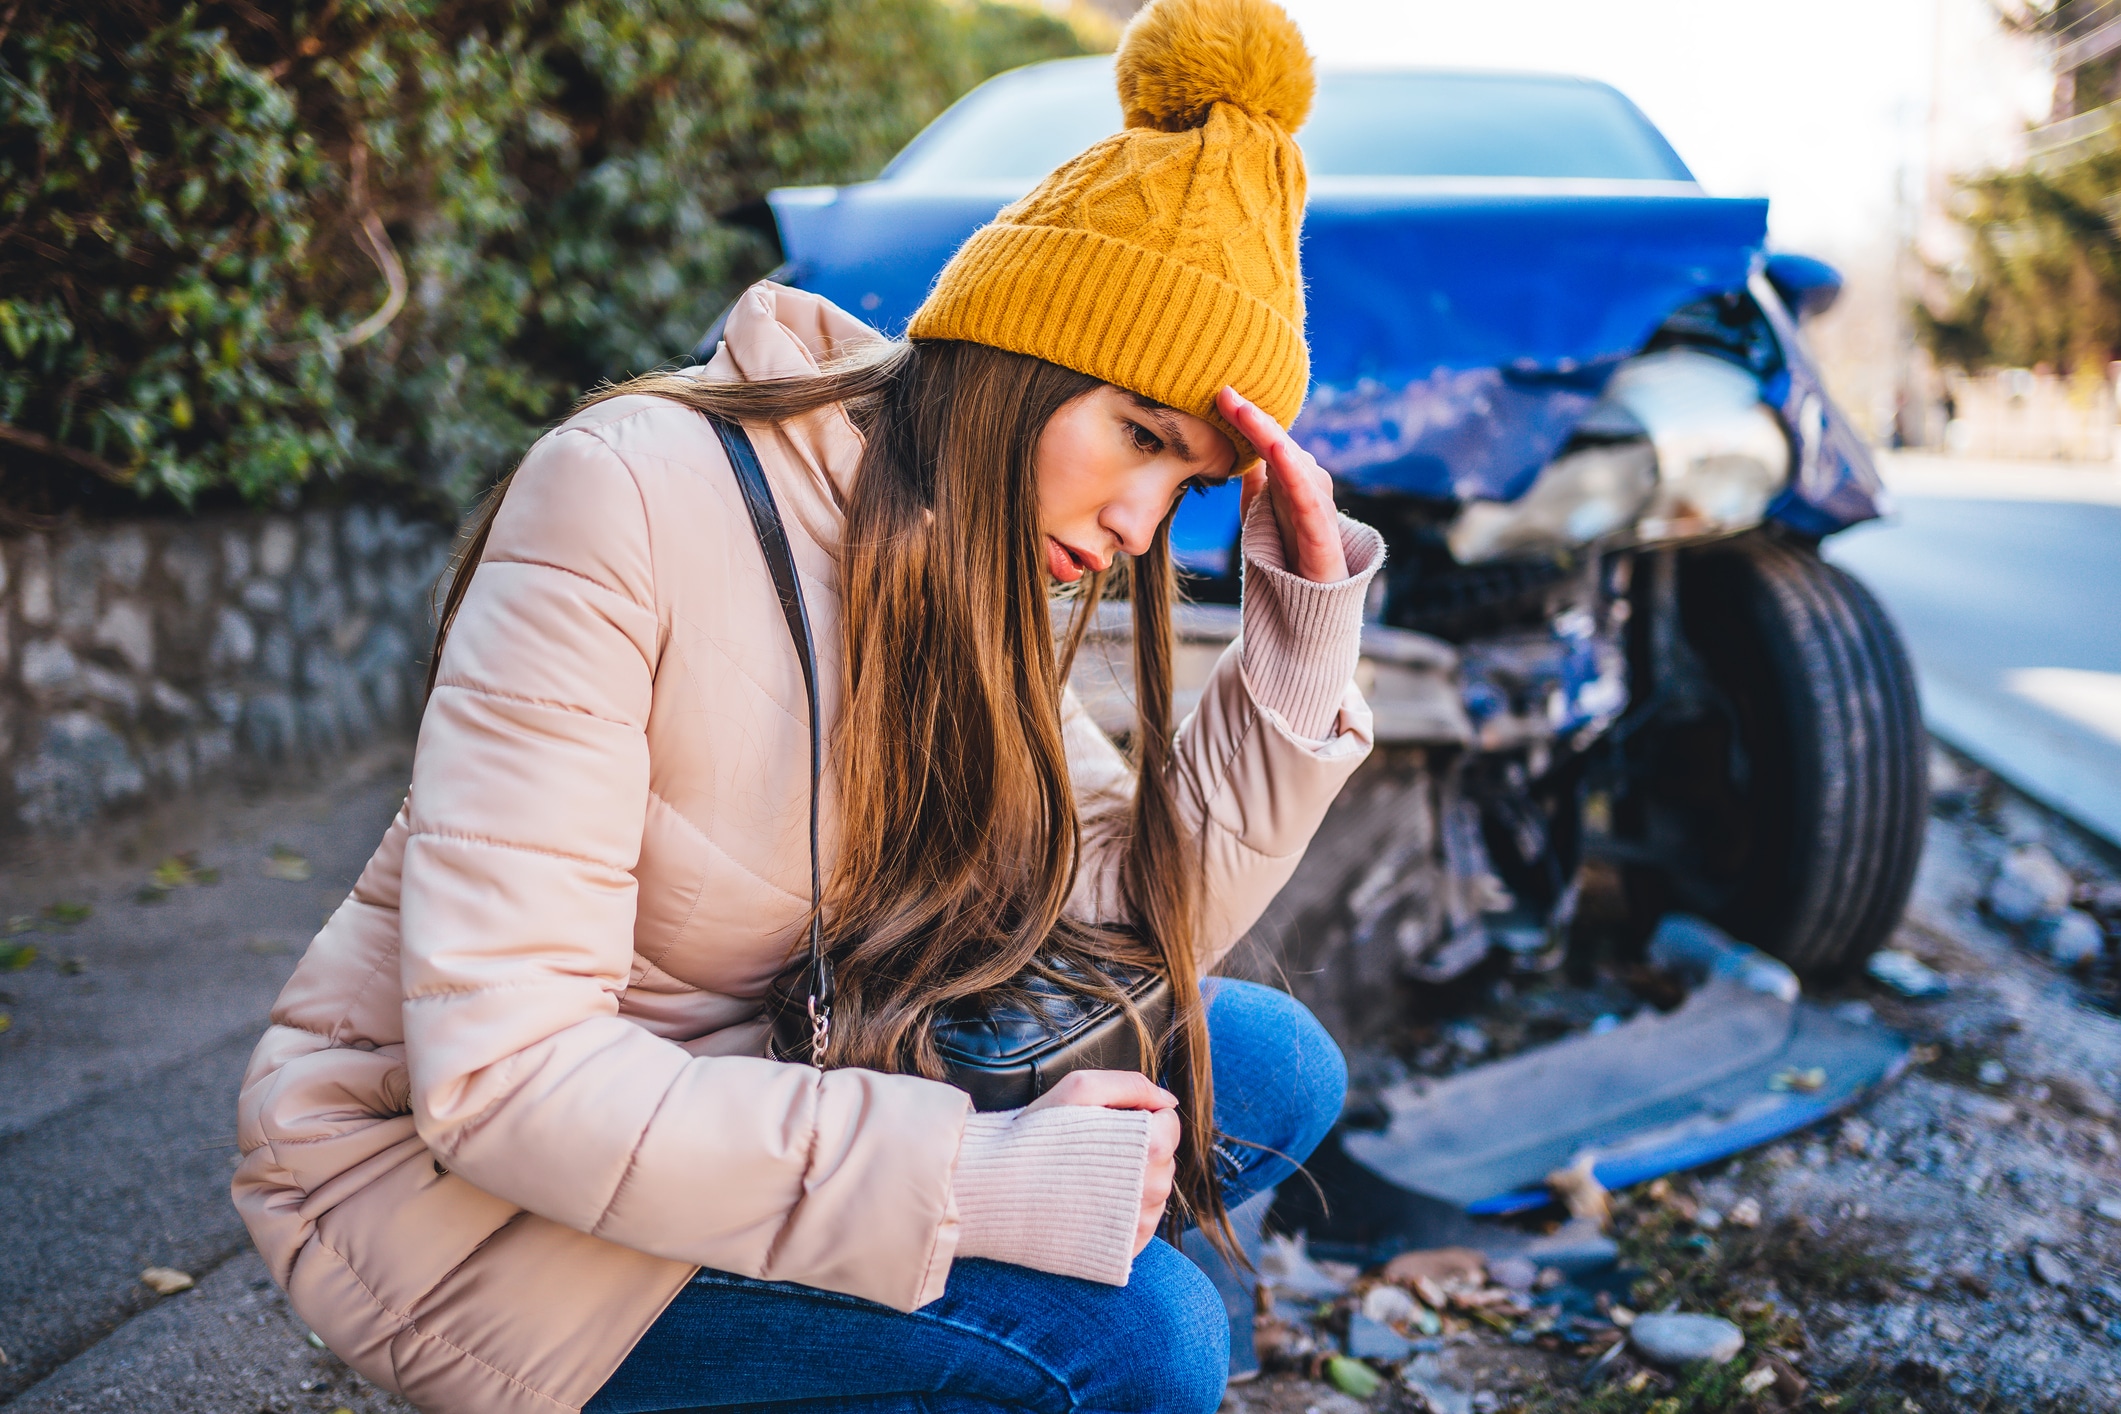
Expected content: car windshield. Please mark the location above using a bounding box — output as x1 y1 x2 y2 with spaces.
882 59 1693 185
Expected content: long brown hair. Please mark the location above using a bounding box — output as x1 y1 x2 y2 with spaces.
429 338 1231 1257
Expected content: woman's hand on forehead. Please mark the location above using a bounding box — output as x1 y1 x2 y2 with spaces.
1217 388 1350 584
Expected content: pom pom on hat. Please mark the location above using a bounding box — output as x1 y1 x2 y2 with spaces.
908 0 1316 450
1116 0 1316 134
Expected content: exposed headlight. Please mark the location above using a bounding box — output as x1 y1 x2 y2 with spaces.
1611 349 1791 544
1447 348 1791 563
1447 441 1656 564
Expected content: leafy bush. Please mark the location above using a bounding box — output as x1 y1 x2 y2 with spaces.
0 0 1094 521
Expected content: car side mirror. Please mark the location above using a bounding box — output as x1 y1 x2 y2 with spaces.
1763 252 1843 320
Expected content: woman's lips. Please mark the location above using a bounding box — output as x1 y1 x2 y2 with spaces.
1046 537 1090 583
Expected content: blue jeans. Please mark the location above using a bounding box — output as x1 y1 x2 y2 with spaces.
586 979 1347 1414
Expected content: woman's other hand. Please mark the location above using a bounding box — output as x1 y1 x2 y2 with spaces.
1025 1070 1181 1256
1217 386 1349 584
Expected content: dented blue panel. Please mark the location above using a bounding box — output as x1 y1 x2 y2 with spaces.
1293 189 1767 502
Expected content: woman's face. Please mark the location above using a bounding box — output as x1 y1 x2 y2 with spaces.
1033 385 1238 584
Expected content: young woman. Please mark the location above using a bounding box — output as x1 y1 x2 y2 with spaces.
233 1 1380 1409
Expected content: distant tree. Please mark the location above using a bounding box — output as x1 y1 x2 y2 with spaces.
1918 134 2121 374
0 0 1094 523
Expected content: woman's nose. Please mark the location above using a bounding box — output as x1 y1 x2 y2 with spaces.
1101 489 1169 558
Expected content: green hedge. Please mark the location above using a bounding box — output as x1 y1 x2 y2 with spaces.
0 0 1093 520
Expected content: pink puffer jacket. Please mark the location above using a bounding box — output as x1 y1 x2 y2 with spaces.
232 282 1381 1414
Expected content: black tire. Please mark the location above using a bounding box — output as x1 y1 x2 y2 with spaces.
1626 534 1928 975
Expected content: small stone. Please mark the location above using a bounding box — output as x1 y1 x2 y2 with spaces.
80 663 137 714
1487 1256 1537 1292
1979 1059 2009 1087
1445 1021 1489 1059
162 536 215 608
2038 910 2105 968
1360 1283 1419 1326
2094 1197 2121 1221
1866 949 1949 998
1627 1312 1744 1368
92 599 154 675
1346 1311 1413 1362
1401 1354 1472 1414
209 607 257 669
1739 1366 1776 1395
1989 845 2075 925
2030 1246 2073 1287
241 578 285 616
19 638 80 694
1694 1208 1724 1232
100 527 148 589
1303 1396 1366 1414
258 519 299 578
54 540 98 633
140 1266 194 1295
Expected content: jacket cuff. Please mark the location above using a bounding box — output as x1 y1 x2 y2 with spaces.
1238 497 1386 740
951 1106 1150 1286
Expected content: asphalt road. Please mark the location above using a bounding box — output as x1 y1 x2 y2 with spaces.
1826 453 2121 849
0 749 415 1412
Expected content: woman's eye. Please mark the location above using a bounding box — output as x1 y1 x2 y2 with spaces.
1126 421 1163 455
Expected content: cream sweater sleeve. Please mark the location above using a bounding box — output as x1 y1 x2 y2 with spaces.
949 1106 1152 1284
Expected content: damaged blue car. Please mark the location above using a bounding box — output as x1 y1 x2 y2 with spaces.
706 57 1926 985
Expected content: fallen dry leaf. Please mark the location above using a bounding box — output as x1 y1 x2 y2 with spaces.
1381 1245 1487 1290
1547 1153 1612 1228
262 846 312 882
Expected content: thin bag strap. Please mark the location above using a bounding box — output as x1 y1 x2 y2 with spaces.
708 415 831 1065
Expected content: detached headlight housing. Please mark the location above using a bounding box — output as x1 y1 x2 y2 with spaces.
1447 440 1656 564
1447 348 1791 563
1611 349 1791 544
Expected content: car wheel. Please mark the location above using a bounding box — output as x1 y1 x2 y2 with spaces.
1616 533 1928 975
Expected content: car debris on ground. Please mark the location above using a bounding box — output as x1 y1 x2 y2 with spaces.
1222 746 2121 1414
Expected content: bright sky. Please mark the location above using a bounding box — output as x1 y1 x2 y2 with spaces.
1279 0 2053 259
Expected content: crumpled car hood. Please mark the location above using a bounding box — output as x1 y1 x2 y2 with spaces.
766 178 1874 568
1293 183 1767 502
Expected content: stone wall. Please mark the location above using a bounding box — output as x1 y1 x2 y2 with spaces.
0 508 452 833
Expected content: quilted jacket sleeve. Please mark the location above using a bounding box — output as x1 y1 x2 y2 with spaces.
399 425 972 1311
1068 497 1385 967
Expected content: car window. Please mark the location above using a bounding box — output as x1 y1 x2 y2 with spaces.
882 58 1692 186
1302 72 1691 181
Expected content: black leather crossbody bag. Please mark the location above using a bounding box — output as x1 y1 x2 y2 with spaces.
709 415 1171 1112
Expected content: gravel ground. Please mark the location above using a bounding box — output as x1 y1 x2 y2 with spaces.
1236 745 2121 1414
6 744 2120 1414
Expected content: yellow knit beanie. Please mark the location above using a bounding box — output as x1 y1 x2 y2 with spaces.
906 0 1315 459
